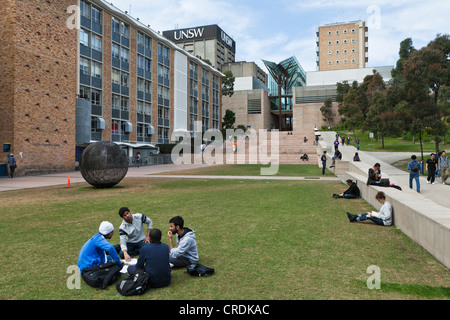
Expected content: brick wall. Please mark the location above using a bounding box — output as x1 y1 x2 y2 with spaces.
0 0 78 174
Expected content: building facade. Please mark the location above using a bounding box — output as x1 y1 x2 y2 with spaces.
0 0 223 175
163 25 236 71
316 21 368 71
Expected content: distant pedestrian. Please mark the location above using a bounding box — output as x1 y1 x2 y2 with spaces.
407 155 421 193
8 153 16 178
356 138 360 150
438 151 449 184
334 139 339 150
426 153 438 184
353 152 360 162
321 151 327 175
346 136 350 145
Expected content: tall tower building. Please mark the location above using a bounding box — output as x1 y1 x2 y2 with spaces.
162 25 236 71
316 21 368 71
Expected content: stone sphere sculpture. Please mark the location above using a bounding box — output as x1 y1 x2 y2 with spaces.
79 141 129 188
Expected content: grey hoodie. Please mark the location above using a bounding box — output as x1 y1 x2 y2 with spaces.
171 228 198 263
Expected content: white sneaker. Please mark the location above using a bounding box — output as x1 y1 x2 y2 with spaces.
432 182 436 185
427 181 430 184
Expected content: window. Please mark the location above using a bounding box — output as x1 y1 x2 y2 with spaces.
336 30 339 35
92 34 102 52
344 59 348 64
111 69 120 84
344 49 348 54
137 32 144 47
91 62 102 78
137 55 144 69
351 59 355 63
328 51 332 55
80 57 90 75
112 43 119 59
120 23 129 37
80 29 89 47
112 17 120 33
352 39 355 43
343 39 348 44
328 31 332 36
111 119 120 134
121 72 129 87
121 96 129 111
145 36 152 51
92 7 101 24
336 60 340 64
336 40 340 45
112 94 120 109
343 30 347 34
144 58 151 72
328 41 332 45
91 90 101 105
80 1 90 18
328 61 332 65
351 29 355 33
120 47 129 63
336 50 340 55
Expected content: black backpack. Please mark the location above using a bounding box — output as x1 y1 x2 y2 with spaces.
186 263 215 277
81 262 122 289
116 269 149 296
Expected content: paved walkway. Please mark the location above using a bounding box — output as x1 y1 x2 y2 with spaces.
321 131 450 209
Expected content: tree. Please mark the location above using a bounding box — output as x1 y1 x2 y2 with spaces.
320 98 334 125
222 109 236 129
222 70 235 97
402 34 450 154
391 38 416 81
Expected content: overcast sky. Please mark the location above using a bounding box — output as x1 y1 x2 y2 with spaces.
110 0 450 72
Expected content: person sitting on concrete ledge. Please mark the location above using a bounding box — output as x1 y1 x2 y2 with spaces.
346 191 392 226
333 179 360 199
366 163 382 185
329 149 342 168
300 153 309 161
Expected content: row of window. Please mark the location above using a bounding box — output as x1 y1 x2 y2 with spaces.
328 49 356 55
327 59 356 65
328 39 356 45
327 29 357 35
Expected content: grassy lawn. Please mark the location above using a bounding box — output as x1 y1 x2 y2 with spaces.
160 164 335 177
333 129 449 153
0 173 448 300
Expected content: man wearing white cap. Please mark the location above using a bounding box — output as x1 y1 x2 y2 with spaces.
77 221 123 273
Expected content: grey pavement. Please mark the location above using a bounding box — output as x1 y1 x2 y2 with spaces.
321 131 450 209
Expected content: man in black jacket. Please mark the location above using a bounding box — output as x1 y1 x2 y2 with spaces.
333 179 360 199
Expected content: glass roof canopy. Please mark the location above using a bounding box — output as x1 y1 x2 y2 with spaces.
262 56 306 97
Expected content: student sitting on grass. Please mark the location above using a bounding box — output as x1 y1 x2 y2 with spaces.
78 221 123 273
346 191 392 226
333 179 360 199
167 216 198 268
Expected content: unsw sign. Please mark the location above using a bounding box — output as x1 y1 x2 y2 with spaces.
163 25 236 54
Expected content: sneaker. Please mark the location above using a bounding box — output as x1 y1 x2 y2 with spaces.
347 212 357 222
427 181 430 184
432 182 436 185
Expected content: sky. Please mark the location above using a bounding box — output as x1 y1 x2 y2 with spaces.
111 0 450 73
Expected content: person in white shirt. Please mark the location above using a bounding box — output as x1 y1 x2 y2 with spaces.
117 207 153 262
347 191 392 226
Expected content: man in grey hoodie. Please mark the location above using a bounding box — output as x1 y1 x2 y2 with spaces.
438 151 449 184
167 216 198 267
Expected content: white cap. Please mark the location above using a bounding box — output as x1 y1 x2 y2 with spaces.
99 221 114 235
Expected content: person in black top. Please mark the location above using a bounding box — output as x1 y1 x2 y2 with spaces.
333 179 360 199
367 163 382 185
426 153 438 184
127 229 171 288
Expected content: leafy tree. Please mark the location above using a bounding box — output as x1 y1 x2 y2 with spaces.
320 98 334 124
222 109 236 129
222 70 235 97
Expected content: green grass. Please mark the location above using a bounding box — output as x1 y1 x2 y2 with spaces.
0 174 448 300
161 164 335 177
333 129 449 153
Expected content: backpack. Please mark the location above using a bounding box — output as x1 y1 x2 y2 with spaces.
81 262 122 289
411 160 419 173
116 269 149 296
186 263 215 277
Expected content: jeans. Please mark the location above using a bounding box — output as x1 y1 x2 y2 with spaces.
409 172 420 193
116 241 147 258
357 213 384 226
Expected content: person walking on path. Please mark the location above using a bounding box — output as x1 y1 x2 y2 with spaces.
8 153 16 178
321 151 327 175
426 153 438 184
438 151 449 184
407 155 421 193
